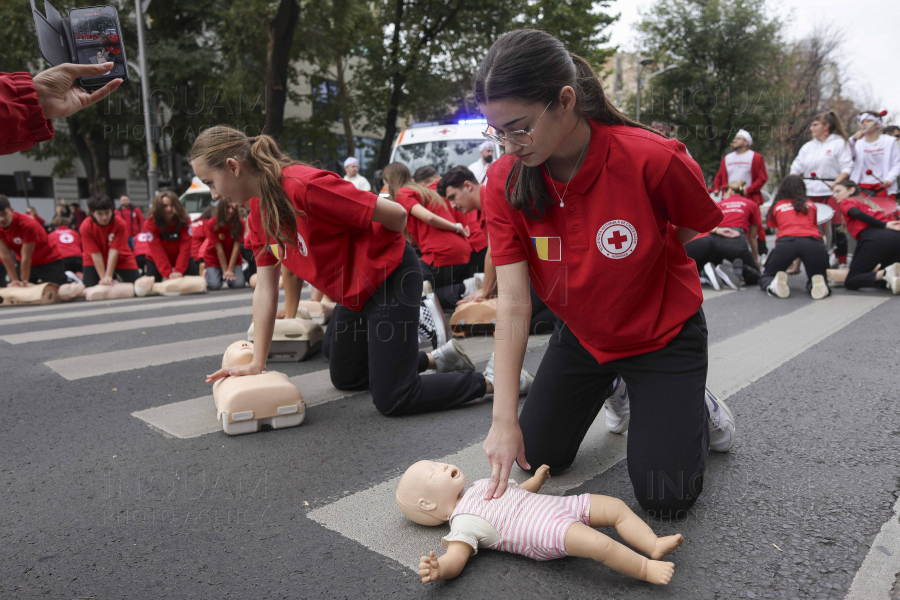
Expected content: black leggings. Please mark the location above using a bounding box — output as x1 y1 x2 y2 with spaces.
82 265 141 287
519 310 710 516
759 236 829 292
0 258 68 287
63 256 83 273
684 231 760 284
322 243 486 416
145 258 200 282
529 285 557 334
846 227 900 290
420 254 476 307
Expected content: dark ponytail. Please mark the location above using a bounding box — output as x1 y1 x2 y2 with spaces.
768 174 809 223
474 29 655 220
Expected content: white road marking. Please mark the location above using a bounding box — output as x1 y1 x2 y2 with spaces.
131 335 553 438
845 495 900 600
44 333 244 380
307 295 887 572
1 306 252 344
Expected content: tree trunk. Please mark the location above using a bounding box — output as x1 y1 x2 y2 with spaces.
67 114 111 199
335 55 355 157
263 0 300 140
377 0 405 169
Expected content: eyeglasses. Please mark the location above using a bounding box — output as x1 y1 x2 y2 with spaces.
482 101 553 147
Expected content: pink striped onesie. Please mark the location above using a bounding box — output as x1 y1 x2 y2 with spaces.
441 479 592 561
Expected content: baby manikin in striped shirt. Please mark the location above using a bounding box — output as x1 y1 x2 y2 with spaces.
396 460 684 585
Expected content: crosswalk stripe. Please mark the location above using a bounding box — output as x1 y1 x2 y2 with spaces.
44 333 244 381
131 334 553 438
1 306 252 344
0 290 263 327
845 495 900 600
307 295 888 572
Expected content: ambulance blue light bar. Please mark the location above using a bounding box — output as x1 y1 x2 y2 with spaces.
458 118 488 125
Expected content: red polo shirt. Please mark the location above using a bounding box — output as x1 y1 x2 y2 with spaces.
766 200 822 240
246 165 405 310
395 187 471 267
145 218 191 277
190 219 207 260
428 180 488 253
203 217 243 269
839 197 892 240
0 212 61 266
484 120 722 364
48 225 82 259
79 215 138 269
717 196 762 236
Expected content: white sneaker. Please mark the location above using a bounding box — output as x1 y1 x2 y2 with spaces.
422 280 433 297
810 274 830 300
884 262 900 295
605 376 630 434
474 272 485 289
483 352 534 396
714 264 740 290
706 389 735 452
432 339 476 373
64 270 83 285
703 263 720 291
698 275 711 286
462 276 479 298
766 271 790 298
421 293 446 348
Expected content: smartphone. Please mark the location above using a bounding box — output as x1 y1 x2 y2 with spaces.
68 5 129 90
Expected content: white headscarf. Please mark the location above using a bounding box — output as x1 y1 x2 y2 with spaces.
736 129 753 146
343 157 359 168
479 141 494 152
858 112 884 127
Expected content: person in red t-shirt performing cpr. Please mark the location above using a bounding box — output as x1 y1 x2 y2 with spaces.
759 175 830 300
193 127 530 416
474 30 735 518
143 190 199 281
79 196 141 287
48 216 83 277
0 195 67 287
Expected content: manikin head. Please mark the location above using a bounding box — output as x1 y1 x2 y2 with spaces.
396 460 466 526
222 340 255 369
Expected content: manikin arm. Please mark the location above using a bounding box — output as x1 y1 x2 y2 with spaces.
517 464 551 494
418 544 473 583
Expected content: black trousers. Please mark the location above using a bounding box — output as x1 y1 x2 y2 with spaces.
529 285 557 335
323 243 487 416
82 265 141 287
0 258 68 287
420 253 475 307
145 258 200 282
135 254 146 274
469 247 487 273
63 256 83 273
684 231 760 284
846 227 900 290
759 236 829 291
519 310 710 516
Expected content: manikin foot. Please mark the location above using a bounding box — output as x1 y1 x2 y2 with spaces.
649 534 683 560
645 560 675 585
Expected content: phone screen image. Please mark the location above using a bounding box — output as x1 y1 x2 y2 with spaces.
69 6 126 84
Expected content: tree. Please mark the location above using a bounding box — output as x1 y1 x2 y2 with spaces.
636 0 784 180
520 0 618 67
263 0 300 139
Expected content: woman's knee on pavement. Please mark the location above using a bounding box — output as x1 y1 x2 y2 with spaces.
631 467 703 516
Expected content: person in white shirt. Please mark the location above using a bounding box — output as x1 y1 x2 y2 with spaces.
467 141 494 184
849 110 900 201
342 157 372 192
790 111 855 265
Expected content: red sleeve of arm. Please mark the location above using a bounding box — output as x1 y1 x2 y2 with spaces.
80 221 100 255
394 189 419 214
111 220 131 252
0 73 54 156
302 171 376 229
145 221 173 277
175 224 191 274
246 203 277 268
712 157 728 191
746 154 768 195
483 179 527 266
649 145 723 233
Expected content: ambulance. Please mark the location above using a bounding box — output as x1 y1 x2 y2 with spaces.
179 177 216 221
386 119 501 194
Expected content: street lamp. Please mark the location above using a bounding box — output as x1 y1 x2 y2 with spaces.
636 56 678 122
134 0 158 199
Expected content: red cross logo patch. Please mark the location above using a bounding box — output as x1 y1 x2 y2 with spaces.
596 220 637 259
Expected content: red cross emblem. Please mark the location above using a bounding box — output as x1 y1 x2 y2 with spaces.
438 128 452 135
596 220 638 259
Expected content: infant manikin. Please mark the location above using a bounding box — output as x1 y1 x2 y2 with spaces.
0 282 84 305
134 275 207 297
212 340 306 435
396 461 682 584
84 282 134 301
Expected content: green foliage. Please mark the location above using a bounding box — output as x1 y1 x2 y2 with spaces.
0 2 41 73
520 0 618 67
636 0 783 180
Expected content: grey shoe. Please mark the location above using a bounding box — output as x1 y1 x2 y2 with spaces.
604 376 630 434
483 352 534 395
706 389 735 452
432 339 476 373
714 264 740 290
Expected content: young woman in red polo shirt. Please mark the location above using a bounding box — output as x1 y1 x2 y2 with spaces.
383 163 477 307
760 175 830 299
192 127 532 415
203 199 245 289
144 190 199 282
475 29 734 517
79 196 140 287
832 180 900 293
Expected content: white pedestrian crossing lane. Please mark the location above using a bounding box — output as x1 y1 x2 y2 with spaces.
307 295 887 573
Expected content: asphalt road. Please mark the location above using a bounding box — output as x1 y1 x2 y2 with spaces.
1 273 898 600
